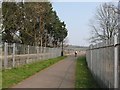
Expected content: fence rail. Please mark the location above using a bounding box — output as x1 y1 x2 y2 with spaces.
86 36 120 88
1 42 61 69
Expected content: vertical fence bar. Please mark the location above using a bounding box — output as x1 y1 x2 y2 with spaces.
40 46 42 60
0 43 2 89
43 47 45 59
118 1 120 88
0 43 2 69
12 43 15 67
41 46 42 53
114 34 119 88
86 35 119 88
2 42 61 69
113 1 120 88
37 46 39 61
90 45 93 71
4 42 8 69
27 45 29 64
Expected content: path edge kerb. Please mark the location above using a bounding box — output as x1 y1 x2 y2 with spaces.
12 56 68 88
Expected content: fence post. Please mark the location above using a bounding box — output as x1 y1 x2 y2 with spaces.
12 43 15 67
118 1 120 88
4 42 8 69
41 46 42 53
114 34 119 88
0 43 2 70
90 45 93 71
37 46 39 61
27 45 29 64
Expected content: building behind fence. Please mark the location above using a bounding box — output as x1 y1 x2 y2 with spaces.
86 35 120 88
1 42 61 69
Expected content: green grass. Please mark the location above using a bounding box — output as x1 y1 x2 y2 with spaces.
75 56 99 88
2 56 67 88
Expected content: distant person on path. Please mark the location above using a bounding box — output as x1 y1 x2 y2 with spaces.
75 51 77 57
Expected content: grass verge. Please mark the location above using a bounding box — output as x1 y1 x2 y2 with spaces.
75 56 99 88
2 56 67 88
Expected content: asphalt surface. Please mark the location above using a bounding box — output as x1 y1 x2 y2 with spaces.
12 55 77 88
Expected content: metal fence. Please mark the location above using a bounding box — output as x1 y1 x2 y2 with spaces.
86 36 120 88
1 42 61 69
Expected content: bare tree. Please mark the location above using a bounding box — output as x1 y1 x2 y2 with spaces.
89 3 118 43
107 1 120 14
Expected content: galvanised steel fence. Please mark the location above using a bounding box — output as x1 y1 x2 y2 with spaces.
86 36 120 88
1 42 61 70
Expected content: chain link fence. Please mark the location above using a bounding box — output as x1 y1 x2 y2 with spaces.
86 36 120 88
1 42 61 70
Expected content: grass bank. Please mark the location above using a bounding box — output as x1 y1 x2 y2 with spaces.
75 56 99 88
2 56 67 88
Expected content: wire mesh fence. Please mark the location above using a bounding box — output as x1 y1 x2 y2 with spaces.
1 42 61 70
86 36 120 88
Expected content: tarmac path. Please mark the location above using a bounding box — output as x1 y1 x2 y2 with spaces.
12 55 77 88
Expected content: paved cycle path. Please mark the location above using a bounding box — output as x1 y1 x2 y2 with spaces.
12 55 77 88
